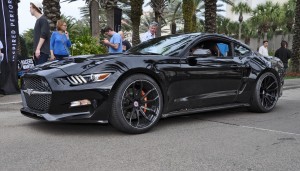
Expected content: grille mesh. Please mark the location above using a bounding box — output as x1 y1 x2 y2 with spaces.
23 77 51 92
22 77 52 111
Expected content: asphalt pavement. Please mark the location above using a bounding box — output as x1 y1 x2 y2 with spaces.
0 78 300 106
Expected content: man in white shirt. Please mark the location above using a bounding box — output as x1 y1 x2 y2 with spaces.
141 22 158 42
258 40 269 56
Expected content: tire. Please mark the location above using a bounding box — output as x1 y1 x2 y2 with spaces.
249 72 279 113
109 74 163 134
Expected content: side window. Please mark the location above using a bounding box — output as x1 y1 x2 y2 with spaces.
189 40 231 58
234 44 251 56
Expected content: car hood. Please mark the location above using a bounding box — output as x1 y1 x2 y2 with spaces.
28 54 130 76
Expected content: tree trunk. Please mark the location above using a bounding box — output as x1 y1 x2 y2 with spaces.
155 12 161 37
291 0 300 72
42 0 61 31
192 14 197 32
272 35 276 52
264 32 268 40
130 0 144 46
90 0 100 38
171 22 176 34
106 8 115 29
238 22 242 40
257 31 261 51
182 0 194 33
245 37 250 45
204 0 217 33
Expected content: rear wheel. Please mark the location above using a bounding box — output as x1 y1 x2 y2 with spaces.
110 74 163 134
249 72 279 113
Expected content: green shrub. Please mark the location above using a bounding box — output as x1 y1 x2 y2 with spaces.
70 35 107 56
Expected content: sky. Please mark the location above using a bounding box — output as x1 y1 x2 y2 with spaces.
18 0 86 34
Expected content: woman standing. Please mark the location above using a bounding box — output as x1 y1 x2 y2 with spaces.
50 20 71 60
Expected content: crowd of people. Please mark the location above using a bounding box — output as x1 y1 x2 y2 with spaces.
28 1 160 65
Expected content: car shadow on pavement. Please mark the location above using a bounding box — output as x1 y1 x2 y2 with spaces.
25 121 123 136
23 107 254 135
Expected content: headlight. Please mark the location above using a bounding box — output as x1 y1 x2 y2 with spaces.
67 73 111 85
88 73 111 82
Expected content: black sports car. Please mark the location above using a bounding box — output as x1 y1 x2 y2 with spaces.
20 33 285 134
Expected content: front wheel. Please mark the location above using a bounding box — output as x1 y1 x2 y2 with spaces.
110 74 163 134
249 72 279 113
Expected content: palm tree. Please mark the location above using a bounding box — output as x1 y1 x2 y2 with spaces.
63 0 100 37
130 0 144 46
291 0 300 72
42 0 61 31
182 0 195 33
204 0 217 33
281 0 296 42
90 0 100 38
231 2 251 40
100 0 118 29
166 1 182 34
216 16 230 34
241 20 256 45
226 20 239 38
204 0 233 33
64 0 120 37
253 2 280 40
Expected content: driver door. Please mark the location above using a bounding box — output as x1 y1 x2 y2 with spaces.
173 39 245 109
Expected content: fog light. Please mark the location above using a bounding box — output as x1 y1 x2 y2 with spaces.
70 99 91 107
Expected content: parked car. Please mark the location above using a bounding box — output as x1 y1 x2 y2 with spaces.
20 33 285 134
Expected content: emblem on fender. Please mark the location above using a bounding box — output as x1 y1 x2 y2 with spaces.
23 89 52 96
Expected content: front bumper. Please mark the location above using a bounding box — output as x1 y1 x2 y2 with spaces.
20 86 111 122
20 106 108 123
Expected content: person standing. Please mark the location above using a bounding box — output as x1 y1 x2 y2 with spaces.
275 40 292 72
102 26 123 54
30 1 51 64
50 20 72 60
258 40 269 57
141 22 158 42
118 31 131 52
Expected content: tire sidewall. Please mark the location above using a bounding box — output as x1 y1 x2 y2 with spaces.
253 72 278 112
110 74 163 134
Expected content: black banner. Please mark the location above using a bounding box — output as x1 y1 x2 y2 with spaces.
0 0 19 94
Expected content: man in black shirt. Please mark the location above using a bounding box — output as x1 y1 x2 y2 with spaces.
30 1 51 64
275 40 291 72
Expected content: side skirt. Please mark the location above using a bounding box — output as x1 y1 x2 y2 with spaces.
162 103 250 118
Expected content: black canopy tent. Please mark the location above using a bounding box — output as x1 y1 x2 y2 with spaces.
0 0 19 94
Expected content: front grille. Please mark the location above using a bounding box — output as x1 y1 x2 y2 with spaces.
22 76 52 112
23 77 51 92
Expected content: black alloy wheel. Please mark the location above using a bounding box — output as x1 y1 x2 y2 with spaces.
110 74 163 134
250 72 279 113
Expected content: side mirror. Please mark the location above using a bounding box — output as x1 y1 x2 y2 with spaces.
192 49 211 57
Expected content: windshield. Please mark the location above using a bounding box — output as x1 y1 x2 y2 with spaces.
127 34 198 56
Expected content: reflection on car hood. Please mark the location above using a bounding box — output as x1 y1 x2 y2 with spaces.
29 54 124 75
